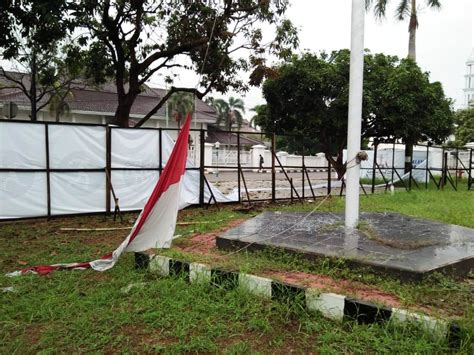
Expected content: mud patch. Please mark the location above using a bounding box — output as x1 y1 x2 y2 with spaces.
177 218 247 254
264 270 402 308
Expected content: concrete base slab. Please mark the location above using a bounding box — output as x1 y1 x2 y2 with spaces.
217 212 474 280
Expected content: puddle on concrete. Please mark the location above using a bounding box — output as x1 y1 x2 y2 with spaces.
217 212 474 279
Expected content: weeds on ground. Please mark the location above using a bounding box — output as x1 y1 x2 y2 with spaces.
1 187 473 352
1 258 469 353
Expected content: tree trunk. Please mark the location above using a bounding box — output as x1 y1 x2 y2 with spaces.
30 50 37 121
114 102 132 127
113 91 140 127
404 139 414 174
326 152 346 180
408 0 417 61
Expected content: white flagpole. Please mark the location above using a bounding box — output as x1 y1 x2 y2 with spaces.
345 0 365 229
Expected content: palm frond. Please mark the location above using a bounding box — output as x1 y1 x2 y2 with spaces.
396 0 410 21
213 99 230 127
168 91 195 119
229 97 245 112
232 110 244 129
365 0 374 11
373 0 389 19
426 0 441 9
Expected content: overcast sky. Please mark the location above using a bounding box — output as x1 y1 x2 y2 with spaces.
148 0 473 118
3 1 472 117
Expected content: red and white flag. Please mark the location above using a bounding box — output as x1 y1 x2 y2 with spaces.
7 113 193 277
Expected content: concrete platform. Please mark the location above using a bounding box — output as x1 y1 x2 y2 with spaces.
216 212 474 280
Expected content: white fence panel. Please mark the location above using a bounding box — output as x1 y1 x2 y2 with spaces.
111 170 159 211
112 128 159 168
0 122 46 169
49 125 106 169
50 172 106 214
0 172 48 218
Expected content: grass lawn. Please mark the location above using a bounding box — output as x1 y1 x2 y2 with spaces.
1 186 473 353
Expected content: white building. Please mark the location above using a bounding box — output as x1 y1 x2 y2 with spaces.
464 48 474 108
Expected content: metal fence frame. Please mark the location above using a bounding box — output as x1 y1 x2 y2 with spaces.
0 119 472 221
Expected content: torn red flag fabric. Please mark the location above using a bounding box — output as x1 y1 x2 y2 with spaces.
7 113 192 277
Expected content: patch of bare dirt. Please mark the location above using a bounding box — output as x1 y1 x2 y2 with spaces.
264 270 402 308
177 218 247 255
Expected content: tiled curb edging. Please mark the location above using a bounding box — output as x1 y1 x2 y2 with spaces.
135 253 462 347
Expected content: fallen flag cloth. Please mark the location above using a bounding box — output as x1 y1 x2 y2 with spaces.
7 113 193 277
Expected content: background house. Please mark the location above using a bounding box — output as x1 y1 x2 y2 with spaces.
0 71 217 132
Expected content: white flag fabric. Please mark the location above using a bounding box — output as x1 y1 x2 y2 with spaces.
7 113 193 277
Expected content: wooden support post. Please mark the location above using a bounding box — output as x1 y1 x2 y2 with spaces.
327 158 332 195
105 126 112 216
158 128 163 177
469 148 473 190
408 148 413 191
441 151 447 190
203 175 217 208
371 142 378 194
271 133 276 202
391 142 396 185
455 148 459 189
301 155 305 199
199 129 205 206
45 123 51 219
290 178 294 202
237 132 241 203
240 169 251 205
274 151 302 202
304 166 316 200
425 144 429 190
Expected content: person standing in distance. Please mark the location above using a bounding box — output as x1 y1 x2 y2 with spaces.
259 154 264 173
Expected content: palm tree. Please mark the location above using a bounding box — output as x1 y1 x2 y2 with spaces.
213 97 245 131
249 104 267 129
48 82 74 122
167 92 195 127
367 0 441 172
366 0 441 61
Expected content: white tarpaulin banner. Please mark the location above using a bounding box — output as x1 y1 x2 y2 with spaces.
0 121 235 219
111 170 159 211
49 125 106 169
347 148 436 183
111 128 159 168
0 122 46 169
50 172 106 214
0 172 48 218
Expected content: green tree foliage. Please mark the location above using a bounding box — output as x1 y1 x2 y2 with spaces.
0 0 79 121
249 105 266 129
453 108 474 147
378 59 453 146
257 50 453 179
0 0 72 56
72 0 298 127
259 51 350 177
213 97 245 131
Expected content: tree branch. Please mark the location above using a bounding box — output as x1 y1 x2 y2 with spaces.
135 84 213 128
139 38 209 72
138 61 183 85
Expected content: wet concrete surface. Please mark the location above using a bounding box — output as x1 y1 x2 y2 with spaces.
216 212 474 279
